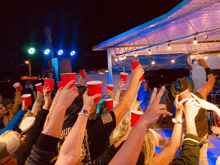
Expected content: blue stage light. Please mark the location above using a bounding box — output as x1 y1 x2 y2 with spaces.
70 51 76 56
44 49 51 55
58 50 63 55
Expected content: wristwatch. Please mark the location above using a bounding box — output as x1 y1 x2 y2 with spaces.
78 109 90 117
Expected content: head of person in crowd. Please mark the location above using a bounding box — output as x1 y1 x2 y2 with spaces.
45 70 53 79
1 99 13 110
0 131 26 149
109 111 170 165
171 77 194 99
65 86 87 118
0 104 8 116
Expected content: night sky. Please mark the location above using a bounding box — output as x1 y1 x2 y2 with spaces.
1 0 183 79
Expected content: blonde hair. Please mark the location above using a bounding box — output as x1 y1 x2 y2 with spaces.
109 112 157 165
0 130 21 143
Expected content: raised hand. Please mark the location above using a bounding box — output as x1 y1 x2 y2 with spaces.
82 90 101 112
36 91 43 102
142 87 172 128
106 89 115 98
78 76 86 86
56 80 79 109
132 65 144 80
198 59 208 68
43 87 51 103
118 80 126 90
183 98 200 120
22 100 28 111
191 93 220 118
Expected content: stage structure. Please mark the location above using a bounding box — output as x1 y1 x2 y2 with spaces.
93 0 220 85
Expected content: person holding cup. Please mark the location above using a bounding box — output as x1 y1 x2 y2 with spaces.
53 65 144 164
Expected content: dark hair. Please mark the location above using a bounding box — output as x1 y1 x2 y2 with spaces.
65 86 87 117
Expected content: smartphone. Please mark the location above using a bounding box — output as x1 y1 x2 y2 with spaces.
192 59 199 65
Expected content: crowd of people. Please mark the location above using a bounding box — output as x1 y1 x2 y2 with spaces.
0 59 219 165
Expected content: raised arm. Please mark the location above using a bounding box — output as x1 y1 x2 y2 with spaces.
9 90 21 117
197 59 215 100
31 91 44 113
109 87 172 165
55 91 101 165
152 95 183 165
113 65 144 125
114 80 125 105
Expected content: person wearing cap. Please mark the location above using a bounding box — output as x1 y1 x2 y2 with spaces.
171 59 215 165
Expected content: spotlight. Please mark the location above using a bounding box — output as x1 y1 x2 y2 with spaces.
70 51 76 56
149 49 152 55
151 61 155 65
44 49 51 55
171 59 175 63
58 50 63 55
134 53 138 57
119 57 122 60
123 56 126 60
28 47 36 55
115 58 118 62
168 44 171 50
204 55 208 60
193 37 197 45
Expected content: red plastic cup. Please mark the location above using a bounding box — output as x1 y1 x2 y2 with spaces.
131 110 143 127
131 60 144 81
61 73 76 88
56 81 64 89
44 78 54 93
13 82 22 91
107 84 114 91
131 60 140 69
80 69 86 78
21 94 32 107
35 83 43 93
86 81 102 103
120 72 128 83
105 99 114 112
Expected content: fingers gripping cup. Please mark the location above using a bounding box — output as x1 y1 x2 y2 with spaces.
107 84 114 91
61 73 76 88
120 72 128 83
44 78 54 93
35 83 43 93
131 60 144 81
56 81 64 89
21 94 32 107
13 82 22 91
86 81 102 103
131 110 143 127
105 99 114 111
80 69 86 78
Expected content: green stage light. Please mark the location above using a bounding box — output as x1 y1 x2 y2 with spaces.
28 47 36 55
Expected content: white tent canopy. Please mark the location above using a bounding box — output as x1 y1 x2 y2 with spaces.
93 0 220 83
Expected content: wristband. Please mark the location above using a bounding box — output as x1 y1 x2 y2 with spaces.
78 109 90 117
205 67 213 75
172 118 183 124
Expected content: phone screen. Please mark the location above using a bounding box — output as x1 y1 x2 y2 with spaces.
192 59 199 65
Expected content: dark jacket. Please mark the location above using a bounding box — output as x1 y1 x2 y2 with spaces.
25 134 59 165
169 134 206 165
15 108 49 165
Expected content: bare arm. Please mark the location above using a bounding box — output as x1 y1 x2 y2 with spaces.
113 65 144 125
152 95 183 165
114 80 125 104
9 90 21 117
42 80 79 138
109 87 172 165
31 91 43 113
197 59 215 100
55 91 101 165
